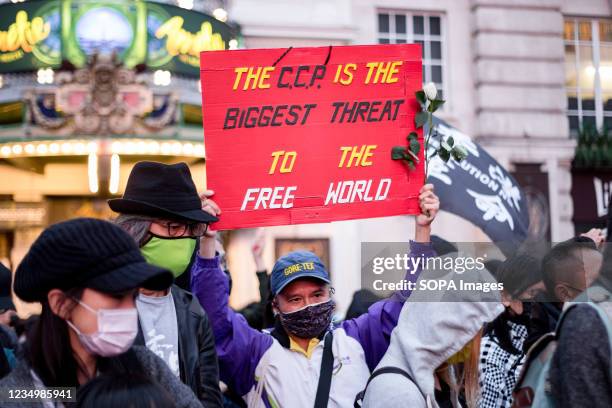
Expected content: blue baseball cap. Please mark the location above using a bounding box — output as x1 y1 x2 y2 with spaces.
270 250 331 295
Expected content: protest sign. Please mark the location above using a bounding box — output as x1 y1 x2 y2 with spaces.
200 44 423 229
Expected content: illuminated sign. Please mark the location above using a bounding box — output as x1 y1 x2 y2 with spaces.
155 18 224 67
0 1 60 69
0 0 235 76
0 11 50 63
147 2 230 73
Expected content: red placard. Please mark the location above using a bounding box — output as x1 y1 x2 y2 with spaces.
200 44 423 230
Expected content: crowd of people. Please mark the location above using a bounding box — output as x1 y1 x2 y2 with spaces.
0 160 610 407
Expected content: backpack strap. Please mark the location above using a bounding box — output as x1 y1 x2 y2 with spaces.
313 331 334 408
353 366 417 408
554 303 580 336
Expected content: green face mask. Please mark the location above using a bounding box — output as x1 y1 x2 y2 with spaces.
140 236 197 278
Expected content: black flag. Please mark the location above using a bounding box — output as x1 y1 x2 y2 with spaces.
426 118 530 255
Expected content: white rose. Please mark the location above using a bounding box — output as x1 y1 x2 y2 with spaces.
452 145 468 160
423 82 437 101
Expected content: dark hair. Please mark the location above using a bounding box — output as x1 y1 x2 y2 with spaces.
483 260 503 280
11 314 37 338
541 239 598 299
27 288 85 387
27 289 144 388
345 289 381 320
77 374 176 408
497 254 542 297
487 254 541 355
430 235 458 257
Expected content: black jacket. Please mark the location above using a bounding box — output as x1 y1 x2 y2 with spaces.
0 346 202 408
523 296 562 352
135 285 222 407
237 270 273 330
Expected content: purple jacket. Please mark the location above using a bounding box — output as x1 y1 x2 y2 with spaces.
191 241 435 406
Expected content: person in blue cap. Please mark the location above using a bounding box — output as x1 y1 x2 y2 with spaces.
191 184 439 407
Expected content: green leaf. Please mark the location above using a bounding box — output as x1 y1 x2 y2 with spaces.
408 161 415 170
391 146 406 160
415 90 426 105
407 131 419 142
415 112 428 128
438 148 450 162
446 136 454 147
428 99 445 113
409 138 421 155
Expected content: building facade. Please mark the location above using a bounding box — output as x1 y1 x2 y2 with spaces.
0 0 236 313
0 0 610 315
224 0 610 314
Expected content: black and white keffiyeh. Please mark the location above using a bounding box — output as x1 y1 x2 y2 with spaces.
478 320 527 408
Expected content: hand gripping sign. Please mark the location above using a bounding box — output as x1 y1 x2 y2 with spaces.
200 44 424 230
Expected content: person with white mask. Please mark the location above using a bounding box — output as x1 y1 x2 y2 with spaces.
0 218 202 408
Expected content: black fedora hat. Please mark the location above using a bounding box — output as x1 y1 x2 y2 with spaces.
108 161 218 223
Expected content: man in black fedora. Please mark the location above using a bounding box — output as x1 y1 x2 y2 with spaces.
109 161 222 407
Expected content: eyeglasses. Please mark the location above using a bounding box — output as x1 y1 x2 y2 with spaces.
154 221 209 238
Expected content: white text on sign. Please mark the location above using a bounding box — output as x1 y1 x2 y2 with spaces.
241 186 297 210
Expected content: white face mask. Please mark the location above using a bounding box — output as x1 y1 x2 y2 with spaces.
66 299 138 357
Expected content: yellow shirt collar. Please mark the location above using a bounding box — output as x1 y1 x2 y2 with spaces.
289 336 320 359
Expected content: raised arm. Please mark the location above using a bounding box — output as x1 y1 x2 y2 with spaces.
342 184 439 370
192 192 273 397
342 240 435 370
236 230 270 330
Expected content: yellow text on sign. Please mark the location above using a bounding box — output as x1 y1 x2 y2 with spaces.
333 63 357 85
269 151 297 174
364 61 402 84
338 145 377 168
233 66 275 90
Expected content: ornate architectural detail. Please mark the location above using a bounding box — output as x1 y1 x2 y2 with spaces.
25 53 178 135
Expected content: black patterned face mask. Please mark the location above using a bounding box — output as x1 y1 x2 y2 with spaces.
278 299 335 339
